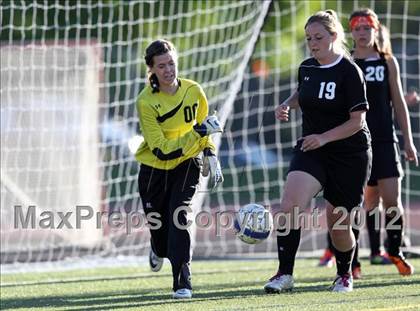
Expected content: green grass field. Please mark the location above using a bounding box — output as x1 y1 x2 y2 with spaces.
1 258 420 310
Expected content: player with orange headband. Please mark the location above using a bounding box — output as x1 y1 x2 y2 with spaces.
350 8 417 277
349 15 379 31
319 8 417 278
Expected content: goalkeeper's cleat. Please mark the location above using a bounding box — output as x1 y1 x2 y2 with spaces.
264 271 294 293
149 249 164 272
370 252 392 265
352 266 362 280
331 273 353 293
173 288 192 299
389 254 414 276
318 248 335 267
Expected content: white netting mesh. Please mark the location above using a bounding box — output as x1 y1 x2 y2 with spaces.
0 0 271 264
199 0 420 256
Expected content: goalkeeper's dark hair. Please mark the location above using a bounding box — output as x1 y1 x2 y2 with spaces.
144 39 177 93
349 8 393 58
144 39 177 67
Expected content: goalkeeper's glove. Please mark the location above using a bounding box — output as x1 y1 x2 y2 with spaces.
202 148 224 189
193 113 223 137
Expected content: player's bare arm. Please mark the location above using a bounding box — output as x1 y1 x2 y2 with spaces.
387 56 418 165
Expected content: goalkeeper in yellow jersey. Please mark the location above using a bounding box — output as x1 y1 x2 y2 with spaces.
135 39 223 299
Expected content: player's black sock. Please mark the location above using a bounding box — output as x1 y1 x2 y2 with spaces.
277 227 301 275
385 213 403 256
352 226 360 269
335 246 355 276
367 211 381 256
327 231 333 251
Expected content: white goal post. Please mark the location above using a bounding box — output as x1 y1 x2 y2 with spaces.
1 0 419 270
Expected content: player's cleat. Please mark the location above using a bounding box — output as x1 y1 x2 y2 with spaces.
173 288 192 299
318 248 335 267
389 254 414 276
370 252 392 265
352 266 362 279
264 271 294 293
331 273 353 292
149 249 164 272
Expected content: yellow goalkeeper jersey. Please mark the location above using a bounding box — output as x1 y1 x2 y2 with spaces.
135 78 215 170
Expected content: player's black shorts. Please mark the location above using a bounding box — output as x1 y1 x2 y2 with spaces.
288 140 372 211
367 142 403 186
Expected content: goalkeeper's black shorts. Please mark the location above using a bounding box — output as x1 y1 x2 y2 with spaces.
138 157 200 291
288 140 372 212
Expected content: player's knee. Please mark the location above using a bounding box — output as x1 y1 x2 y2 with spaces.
330 229 354 249
280 192 310 214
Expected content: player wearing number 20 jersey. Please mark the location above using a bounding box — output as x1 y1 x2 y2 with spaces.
354 56 403 185
354 56 396 143
348 8 417 277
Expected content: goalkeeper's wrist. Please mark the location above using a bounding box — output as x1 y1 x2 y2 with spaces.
193 123 208 137
203 147 216 157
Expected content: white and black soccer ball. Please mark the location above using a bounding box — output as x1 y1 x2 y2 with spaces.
234 203 273 244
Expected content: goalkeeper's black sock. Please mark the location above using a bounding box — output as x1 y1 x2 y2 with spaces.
277 227 301 275
385 213 403 256
335 246 355 277
367 211 381 256
172 262 192 291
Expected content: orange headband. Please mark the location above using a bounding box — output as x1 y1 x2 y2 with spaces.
349 15 378 30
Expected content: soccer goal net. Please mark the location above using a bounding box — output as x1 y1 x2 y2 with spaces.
1 0 419 269
199 0 420 258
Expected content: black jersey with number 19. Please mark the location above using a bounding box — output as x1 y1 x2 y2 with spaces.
298 55 371 152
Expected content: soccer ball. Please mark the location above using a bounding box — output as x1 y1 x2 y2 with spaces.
234 203 273 244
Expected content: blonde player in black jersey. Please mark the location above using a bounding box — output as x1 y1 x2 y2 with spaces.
135 39 223 299
264 10 371 293
350 8 418 276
